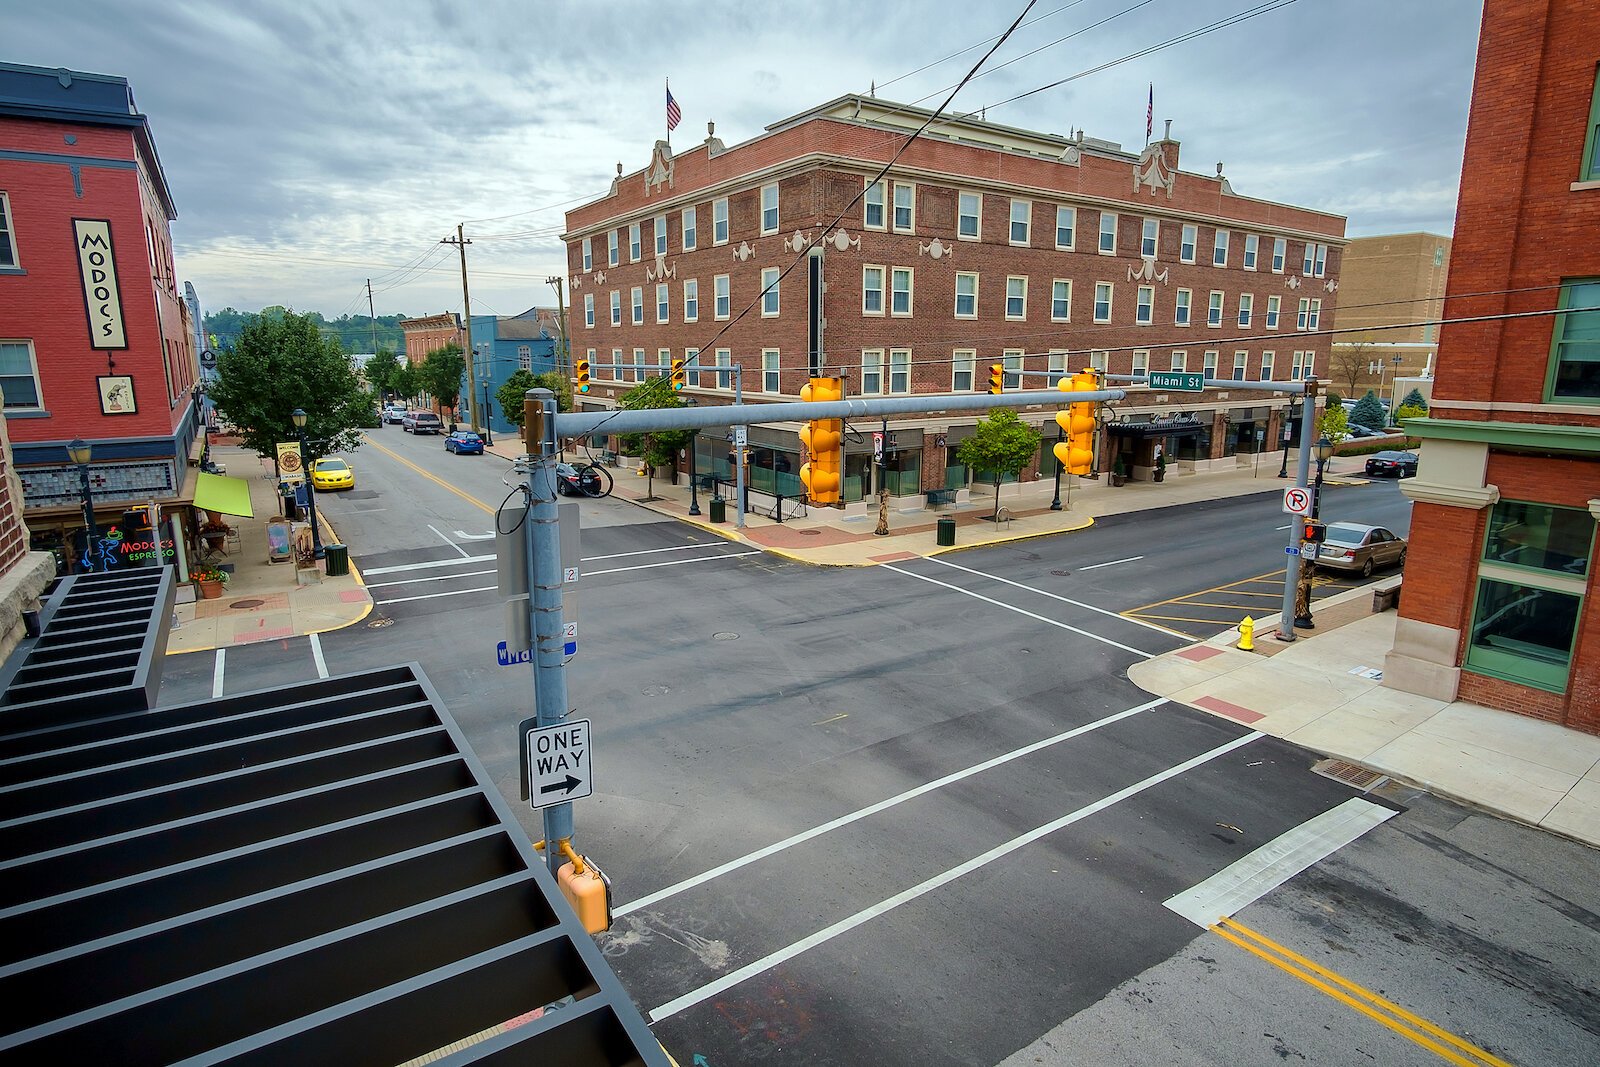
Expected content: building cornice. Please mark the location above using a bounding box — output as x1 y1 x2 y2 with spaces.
1429 398 1600 417
1403 417 1600 454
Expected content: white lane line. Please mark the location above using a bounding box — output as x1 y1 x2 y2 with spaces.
884 564 1154 657
648 731 1263 1022
211 649 226 699
616 698 1166 918
373 552 758 603
453 530 495 540
365 569 495 590
1276 524 1292 531
924 556 1178 638
1164 797 1396 928
362 554 494 577
586 552 758 577
377 585 498 606
308 633 329 679
583 542 734 562
427 525 471 558
1078 555 1144 571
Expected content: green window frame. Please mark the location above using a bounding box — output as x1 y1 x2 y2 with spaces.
1582 64 1600 182
1544 278 1600 401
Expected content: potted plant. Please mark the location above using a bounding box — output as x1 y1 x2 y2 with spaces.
1153 451 1167 483
1110 457 1128 487
199 517 230 552
191 563 228 599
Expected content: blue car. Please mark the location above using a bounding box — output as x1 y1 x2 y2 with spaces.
444 431 484 455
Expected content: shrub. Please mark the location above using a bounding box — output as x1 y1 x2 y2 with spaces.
1400 387 1428 411
190 563 229 584
1350 390 1387 429
1395 403 1428 423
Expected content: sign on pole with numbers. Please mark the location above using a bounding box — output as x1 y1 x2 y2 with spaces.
1282 486 1313 516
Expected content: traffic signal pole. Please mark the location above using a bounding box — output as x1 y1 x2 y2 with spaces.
1276 379 1321 641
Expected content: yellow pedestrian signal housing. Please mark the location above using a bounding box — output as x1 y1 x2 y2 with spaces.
576 358 592 394
798 376 843 505
557 855 613 935
1302 519 1326 543
1052 369 1099 476
989 363 1005 395
671 358 686 391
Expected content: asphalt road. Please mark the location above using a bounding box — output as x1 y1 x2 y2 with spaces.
156 437 1598 1066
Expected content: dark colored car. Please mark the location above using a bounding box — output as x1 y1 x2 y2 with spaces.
402 411 443 435
1345 424 1385 439
553 463 586 496
444 431 484 455
1365 450 1418 477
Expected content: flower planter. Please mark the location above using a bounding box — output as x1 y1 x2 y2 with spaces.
197 578 224 599
1109 473 1127 487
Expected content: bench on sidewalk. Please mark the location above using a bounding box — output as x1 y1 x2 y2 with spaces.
925 488 957 510
1372 580 1402 612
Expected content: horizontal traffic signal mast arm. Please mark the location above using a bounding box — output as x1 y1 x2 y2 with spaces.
549 387 1128 438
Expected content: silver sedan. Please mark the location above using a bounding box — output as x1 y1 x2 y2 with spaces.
1316 522 1407 577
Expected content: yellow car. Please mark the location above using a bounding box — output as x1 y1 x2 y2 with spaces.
311 457 355 491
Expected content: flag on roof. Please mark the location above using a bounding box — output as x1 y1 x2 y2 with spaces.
667 83 682 132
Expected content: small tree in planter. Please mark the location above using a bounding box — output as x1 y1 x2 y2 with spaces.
1154 450 1167 482
1319 404 1350 443
956 409 1040 522
616 383 694 501
1350 390 1387 431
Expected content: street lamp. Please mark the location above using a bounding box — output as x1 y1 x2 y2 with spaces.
1388 355 1403 419
290 408 325 560
1050 424 1064 510
1277 396 1301 478
67 438 98 571
1293 435 1336 629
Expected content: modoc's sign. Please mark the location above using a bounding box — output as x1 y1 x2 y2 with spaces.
73 219 128 350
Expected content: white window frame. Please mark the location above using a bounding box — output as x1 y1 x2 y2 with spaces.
631 286 644 325
1213 229 1229 267
1203 350 1218 379
1238 292 1253 327
1303 242 1316 275
1088 350 1109 373
714 349 732 390
713 197 729 245
656 282 670 323
1136 285 1154 326
863 265 885 315
1296 297 1310 331
892 182 915 232
629 222 641 263
1055 205 1076 250
1093 281 1113 323
1180 223 1197 264
1314 243 1328 277
1308 298 1322 330
1141 217 1159 258
714 274 730 320
761 267 780 317
1243 234 1258 270
1009 199 1031 246
581 237 592 272
1005 275 1027 321
861 349 884 394
762 348 781 393
610 290 622 327
658 348 672 379
1098 211 1117 254
1260 351 1275 381
654 213 668 256
1232 350 1247 381
682 205 697 250
1131 350 1149 376
1051 279 1071 323
610 348 622 382
683 278 699 322
1002 350 1024 390
685 347 700 388
1301 351 1315 378
608 229 619 267
584 293 595 328
1208 290 1224 327
890 267 913 317
954 272 979 318
1170 350 1187 372
1291 350 1305 381
761 183 780 235
631 347 645 382
958 191 982 240
1175 288 1192 326
888 348 911 394
1272 237 1286 273
865 180 886 230
0 340 43 411
953 350 976 392
1266 294 1281 329
1047 350 1068 380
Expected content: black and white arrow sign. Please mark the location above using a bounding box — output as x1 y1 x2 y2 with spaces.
524 718 593 808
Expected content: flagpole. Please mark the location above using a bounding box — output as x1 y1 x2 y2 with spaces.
666 78 671 148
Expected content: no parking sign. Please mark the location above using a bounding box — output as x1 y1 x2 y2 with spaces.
1282 486 1313 515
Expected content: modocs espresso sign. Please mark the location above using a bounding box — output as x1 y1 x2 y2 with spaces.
73 219 128 350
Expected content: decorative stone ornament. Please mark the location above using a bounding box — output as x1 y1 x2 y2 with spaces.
570 275 582 290
1285 276 1300 290
646 256 676 282
824 229 860 252
644 140 675 197
732 240 756 262
1127 259 1170 285
594 271 606 285
918 238 954 260
783 230 813 253
1133 143 1177 199
1324 280 1339 293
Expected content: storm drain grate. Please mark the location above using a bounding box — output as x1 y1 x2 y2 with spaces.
1312 758 1389 791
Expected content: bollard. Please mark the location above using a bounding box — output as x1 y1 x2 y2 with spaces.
1238 615 1255 652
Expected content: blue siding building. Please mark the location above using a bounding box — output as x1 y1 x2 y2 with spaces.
461 308 559 438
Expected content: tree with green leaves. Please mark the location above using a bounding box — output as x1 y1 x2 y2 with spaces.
1350 389 1387 430
390 362 420 405
957 409 1041 522
363 349 400 400
617 383 693 501
1400 387 1427 411
497 370 573 430
1319 403 1350 443
417 344 466 420
207 309 371 466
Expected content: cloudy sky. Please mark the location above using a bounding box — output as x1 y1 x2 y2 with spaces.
10 0 1484 323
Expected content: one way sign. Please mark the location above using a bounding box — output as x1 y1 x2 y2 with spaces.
521 718 593 808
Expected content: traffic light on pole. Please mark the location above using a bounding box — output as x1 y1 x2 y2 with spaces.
1052 370 1099 476
671 358 686 391
798 376 843 505
576 358 591 393
989 363 1005 395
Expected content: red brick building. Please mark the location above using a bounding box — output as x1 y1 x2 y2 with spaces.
0 63 202 571
562 96 1346 500
398 312 462 367
1385 0 1600 731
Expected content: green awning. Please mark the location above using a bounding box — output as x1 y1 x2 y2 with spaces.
193 472 255 518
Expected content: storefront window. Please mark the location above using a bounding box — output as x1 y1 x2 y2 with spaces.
1465 578 1581 692
1483 501 1592 576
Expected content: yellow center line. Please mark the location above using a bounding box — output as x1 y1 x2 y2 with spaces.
1213 918 1515 1067
360 433 495 516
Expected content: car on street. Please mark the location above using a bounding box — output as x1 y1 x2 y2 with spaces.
444 431 484 455
1315 522 1407 577
1365 450 1418 477
402 411 443 435
1345 424 1385 439
310 457 355 491
382 405 408 424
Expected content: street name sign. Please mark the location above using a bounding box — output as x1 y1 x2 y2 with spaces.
1282 486 1313 515
522 717 593 808
1148 371 1205 392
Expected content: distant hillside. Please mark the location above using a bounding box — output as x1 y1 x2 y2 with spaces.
203 307 409 354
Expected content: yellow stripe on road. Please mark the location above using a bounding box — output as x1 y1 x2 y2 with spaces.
360 433 494 515
1212 918 1515 1067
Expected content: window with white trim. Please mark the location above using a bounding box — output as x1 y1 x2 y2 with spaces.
610 290 621 327
761 267 780 317
862 349 884 393
714 274 730 320
682 206 697 250
891 267 913 316
608 230 619 266
1290 350 1305 380
1047 350 1067 379
1093 281 1112 323
1302 351 1314 378
1315 244 1328 277
1009 199 1030 245
713 198 729 244
1272 237 1286 273
763 349 780 393
892 183 914 232
631 347 645 382
631 286 643 325
656 283 669 323
584 293 595 328
953 350 976 391
658 349 671 378
1213 229 1229 267
1005 276 1027 320
654 213 667 256
1051 279 1071 322
1002 350 1024 390
1232 350 1247 380
629 222 641 262
1175 288 1191 326
955 272 978 318
959 192 981 239
1088 350 1108 373
1055 205 1075 250
1296 298 1310 330
581 237 592 272
1141 218 1159 258
889 348 911 393
863 265 885 314
761 183 779 234
714 348 732 390
1260 351 1274 381
1238 293 1253 327
1308 298 1321 330
1303 242 1316 275
0 340 42 410
1098 211 1117 254
1131 350 1148 376
865 181 885 229
1243 234 1258 270
1136 285 1154 325
1208 290 1224 327
1203 350 1218 379
610 348 622 382
1180 224 1196 263
1170 350 1187 371
685 347 700 387
683 278 699 322
1266 295 1281 329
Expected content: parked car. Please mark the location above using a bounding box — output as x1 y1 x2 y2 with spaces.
382 405 408 424
310 457 355 491
402 411 443 435
1315 522 1407 577
1365 450 1418 477
444 430 484 455
1345 424 1384 439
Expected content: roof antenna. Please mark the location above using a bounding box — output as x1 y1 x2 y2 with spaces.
869 80 876 98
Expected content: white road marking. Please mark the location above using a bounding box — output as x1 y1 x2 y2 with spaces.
452 530 495 541
616 698 1166 918
924 556 1178 638
211 648 225 699
884 564 1155 657
363 554 493 577
1276 524 1292 531
427 524 471 558
376 585 498 606
1163 797 1396 928
308 633 329 679
583 542 734 562
586 552 758 577
648 731 1263 1022
1078 555 1144 570
372 552 755 603
365 569 495 590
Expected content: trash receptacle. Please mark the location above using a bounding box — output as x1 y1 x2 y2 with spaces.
324 543 350 577
282 491 300 521
937 517 956 547
709 497 726 524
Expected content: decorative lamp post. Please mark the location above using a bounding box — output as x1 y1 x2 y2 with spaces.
1050 424 1064 510
1389 355 1403 419
1277 397 1301 479
67 438 98 571
1293 435 1336 629
290 408 325 560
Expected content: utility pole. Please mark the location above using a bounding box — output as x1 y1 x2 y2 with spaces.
366 278 379 362
734 363 746 530
443 225 480 434
547 276 570 377
875 418 890 536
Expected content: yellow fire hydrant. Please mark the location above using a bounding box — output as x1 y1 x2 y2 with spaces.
1239 615 1255 652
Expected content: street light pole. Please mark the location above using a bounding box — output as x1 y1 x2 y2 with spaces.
482 380 494 446
1293 435 1334 629
1278 397 1300 478
291 408 325 560
67 439 98 571
1050 424 1064 510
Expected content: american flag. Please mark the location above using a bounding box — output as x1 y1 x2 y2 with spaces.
1146 83 1153 143
666 84 682 132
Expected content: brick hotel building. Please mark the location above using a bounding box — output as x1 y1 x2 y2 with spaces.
562 96 1346 502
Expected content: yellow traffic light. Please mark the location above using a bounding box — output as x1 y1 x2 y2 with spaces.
671 358 686 391
576 358 592 394
1052 369 1099 476
798 376 843 505
989 363 1005 395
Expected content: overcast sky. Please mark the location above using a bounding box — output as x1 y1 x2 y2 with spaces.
10 0 1484 325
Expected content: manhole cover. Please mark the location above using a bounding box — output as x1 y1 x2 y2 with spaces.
712 632 739 641
368 617 394 628
1051 569 1071 577
228 599 265 609
798 529 823 537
